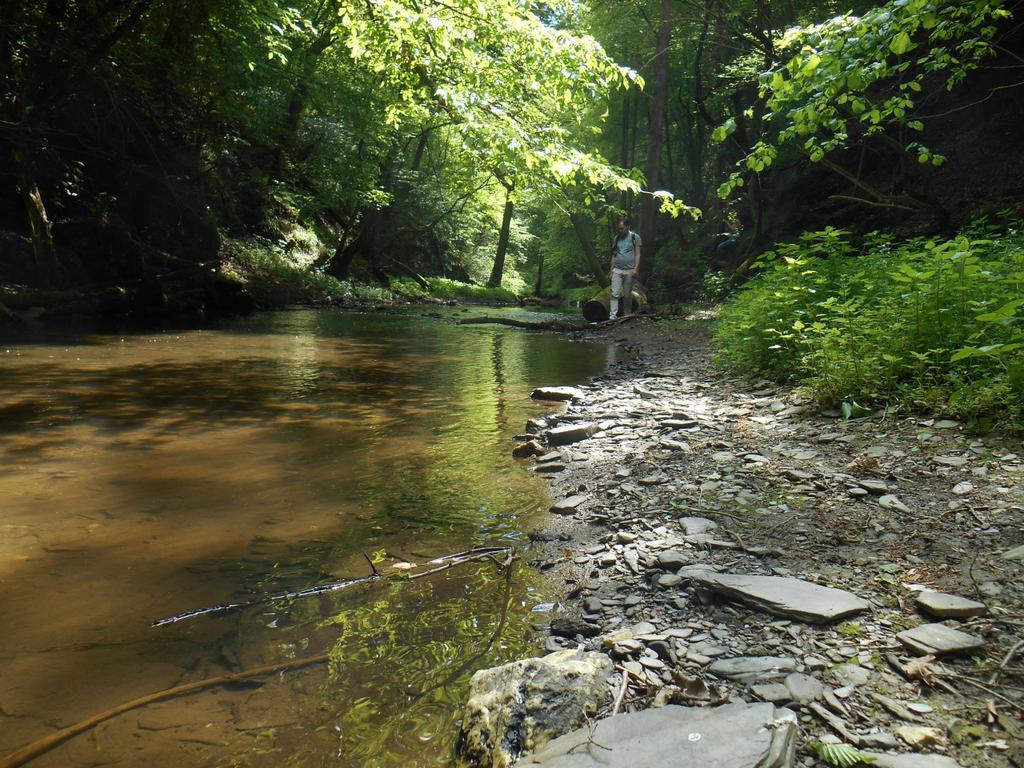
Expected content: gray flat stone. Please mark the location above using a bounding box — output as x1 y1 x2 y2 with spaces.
663 419 699 430
832 663 872 687
863 752 964 768
932 455 967 466
751 683 792 703
1001 544 1024 561
915 592 987 619
708 656 797 683
679 567 870 624
859 479 889 494
655 550 692 569
547 423 598 446
896 623 986 655
681 517 718 536
550 495 590 514
514 702 797 768
534 462 566 473
531 386 583 402
783 673 823 705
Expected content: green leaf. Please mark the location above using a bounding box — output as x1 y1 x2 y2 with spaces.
890 31 913 55
712 118 737 143
811 741 877 767
976 299 1024 322
841 401 872 420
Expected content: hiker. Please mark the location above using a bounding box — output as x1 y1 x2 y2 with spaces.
609 216 641 320
716 232 740 265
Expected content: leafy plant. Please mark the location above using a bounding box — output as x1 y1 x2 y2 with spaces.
714 224 1024 429
810 741 877 767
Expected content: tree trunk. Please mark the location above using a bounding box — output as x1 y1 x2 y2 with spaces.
534 248 545 297
13 149 57 287
487 189 514 288
568 212 610 287
639 0 673 283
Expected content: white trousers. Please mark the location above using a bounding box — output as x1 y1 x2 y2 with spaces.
609 268 634 319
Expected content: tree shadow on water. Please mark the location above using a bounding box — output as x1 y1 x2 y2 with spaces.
0 352 440 442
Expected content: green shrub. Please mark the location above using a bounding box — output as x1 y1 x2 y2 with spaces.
700 271 732 303
714 225 1024 428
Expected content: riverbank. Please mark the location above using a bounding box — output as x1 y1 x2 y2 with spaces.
508 313 1023 768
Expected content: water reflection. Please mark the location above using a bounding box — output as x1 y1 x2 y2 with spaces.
0 307 611 767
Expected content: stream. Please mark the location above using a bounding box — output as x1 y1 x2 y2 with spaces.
0 306 619 768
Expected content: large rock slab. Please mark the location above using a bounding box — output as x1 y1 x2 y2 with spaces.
531 386 583 402
896 623 986 656
679 567 870 624
457 650 612 768
547 423 598 446
514 703 797 768
914 592 987 619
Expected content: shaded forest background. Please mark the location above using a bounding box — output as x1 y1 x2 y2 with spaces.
2 0 1024 319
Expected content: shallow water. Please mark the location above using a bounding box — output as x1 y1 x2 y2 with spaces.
0 307 617 767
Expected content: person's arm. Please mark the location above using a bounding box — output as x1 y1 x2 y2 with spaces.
632 242 641 277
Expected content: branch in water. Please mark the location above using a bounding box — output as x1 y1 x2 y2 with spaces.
152 545 513 627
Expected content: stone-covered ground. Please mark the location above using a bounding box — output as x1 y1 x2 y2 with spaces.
517 315 1023 768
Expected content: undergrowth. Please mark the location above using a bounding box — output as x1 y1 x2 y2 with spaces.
714 223 1024 430
221 238 524 307
390 277 520 303
220 237 395 305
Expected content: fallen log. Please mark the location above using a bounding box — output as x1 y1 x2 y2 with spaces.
455 315 637 331
581 284 647 323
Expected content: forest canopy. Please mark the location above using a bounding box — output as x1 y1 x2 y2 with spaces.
0 0 1022 313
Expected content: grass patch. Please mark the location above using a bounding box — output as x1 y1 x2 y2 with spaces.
714 224 1024 430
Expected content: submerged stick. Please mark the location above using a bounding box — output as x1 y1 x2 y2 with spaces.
0 654 328 768
153 546 510 627
153 572 382 627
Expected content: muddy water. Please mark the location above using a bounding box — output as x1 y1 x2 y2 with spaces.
0 307 617 768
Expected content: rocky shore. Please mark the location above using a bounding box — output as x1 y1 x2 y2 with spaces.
460 315 1023 768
